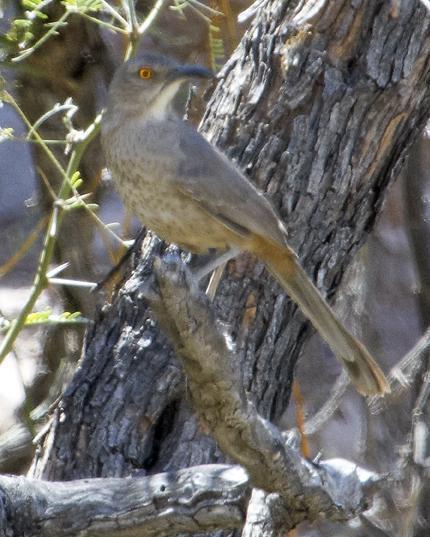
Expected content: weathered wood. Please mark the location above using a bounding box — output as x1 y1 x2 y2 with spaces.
143 252 381 525
0 255 388 535
201 0 430 416
29 0 430 533
0 465 249 536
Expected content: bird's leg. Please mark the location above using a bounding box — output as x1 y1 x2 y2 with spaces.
93 228 146 292
206 264 226 300
188 247 240 299
93 245 135 292
191 248 240 280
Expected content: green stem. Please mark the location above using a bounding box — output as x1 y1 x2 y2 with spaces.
0 0 167 364
0 116 101 365
80 13 129 34
126 0 140 45
7 92 67 181
138 0 167 34
124 0 167 59
99 0 129 27
60 113 102 198
0 205 60 363
12 11 70 63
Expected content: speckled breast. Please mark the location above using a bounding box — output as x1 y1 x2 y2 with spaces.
101 116 231 253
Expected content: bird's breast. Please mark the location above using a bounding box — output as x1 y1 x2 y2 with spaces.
101 116 232 252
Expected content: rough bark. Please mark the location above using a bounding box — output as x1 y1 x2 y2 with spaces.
200 0 430 417
143 253 380 519
0 258 385 534
0 465 249 536
26 0 430 533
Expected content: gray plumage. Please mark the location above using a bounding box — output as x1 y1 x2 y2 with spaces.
101 52 389 396
101 53 287 253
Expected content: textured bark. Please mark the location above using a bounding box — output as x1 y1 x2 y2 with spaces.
0 465 249 536
142 254 379 519
202 0 430 418
1 259 384 535
28 0 430 533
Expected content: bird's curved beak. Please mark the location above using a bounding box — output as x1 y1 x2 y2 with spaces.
167 64 214 83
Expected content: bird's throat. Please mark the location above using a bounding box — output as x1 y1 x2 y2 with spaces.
146 81 182 121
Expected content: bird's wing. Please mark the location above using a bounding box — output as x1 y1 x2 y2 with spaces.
174 121 287 247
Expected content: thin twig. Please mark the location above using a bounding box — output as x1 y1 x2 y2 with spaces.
303 371 349 435
126 0 139 42
99 0 129 26
12 11 70 63
48 277 96 289
80 12 129 34
0 115 101 365
369 328 430 414
27 102 77 139
6 92 68 181
138 0 167 35
0 215 49 278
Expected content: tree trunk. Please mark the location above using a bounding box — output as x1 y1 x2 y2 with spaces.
29 0 430 530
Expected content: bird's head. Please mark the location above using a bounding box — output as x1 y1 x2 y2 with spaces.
106 53 213 120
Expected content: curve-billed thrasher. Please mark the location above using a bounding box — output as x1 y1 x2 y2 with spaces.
101 53 389 396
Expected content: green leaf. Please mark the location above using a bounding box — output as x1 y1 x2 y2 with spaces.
22 0 44 8
23 309 87 326
25 309 52 324
62 0 103 14
6 18 34 46
0 127 14 143
0 75 6 102
70 170 83 189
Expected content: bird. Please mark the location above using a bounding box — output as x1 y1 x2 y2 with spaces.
101 52 389 396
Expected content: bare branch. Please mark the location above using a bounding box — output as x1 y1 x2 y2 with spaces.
303 371 349 436
242 490 291 537
0 424 32 474
0 464 249 536
369 328 430 414
139 253 384 528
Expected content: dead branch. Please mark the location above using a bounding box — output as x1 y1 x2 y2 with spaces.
0 464 249 536
369 328 430 414
140 253 384 529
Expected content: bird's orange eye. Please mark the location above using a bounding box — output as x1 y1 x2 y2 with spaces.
139 67 153 79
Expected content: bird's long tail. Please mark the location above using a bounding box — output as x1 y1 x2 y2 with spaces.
254 236 389 396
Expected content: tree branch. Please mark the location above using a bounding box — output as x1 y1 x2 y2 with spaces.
0 464 249 536
369 327 430 414
139 253 384 528
0 424 32 474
